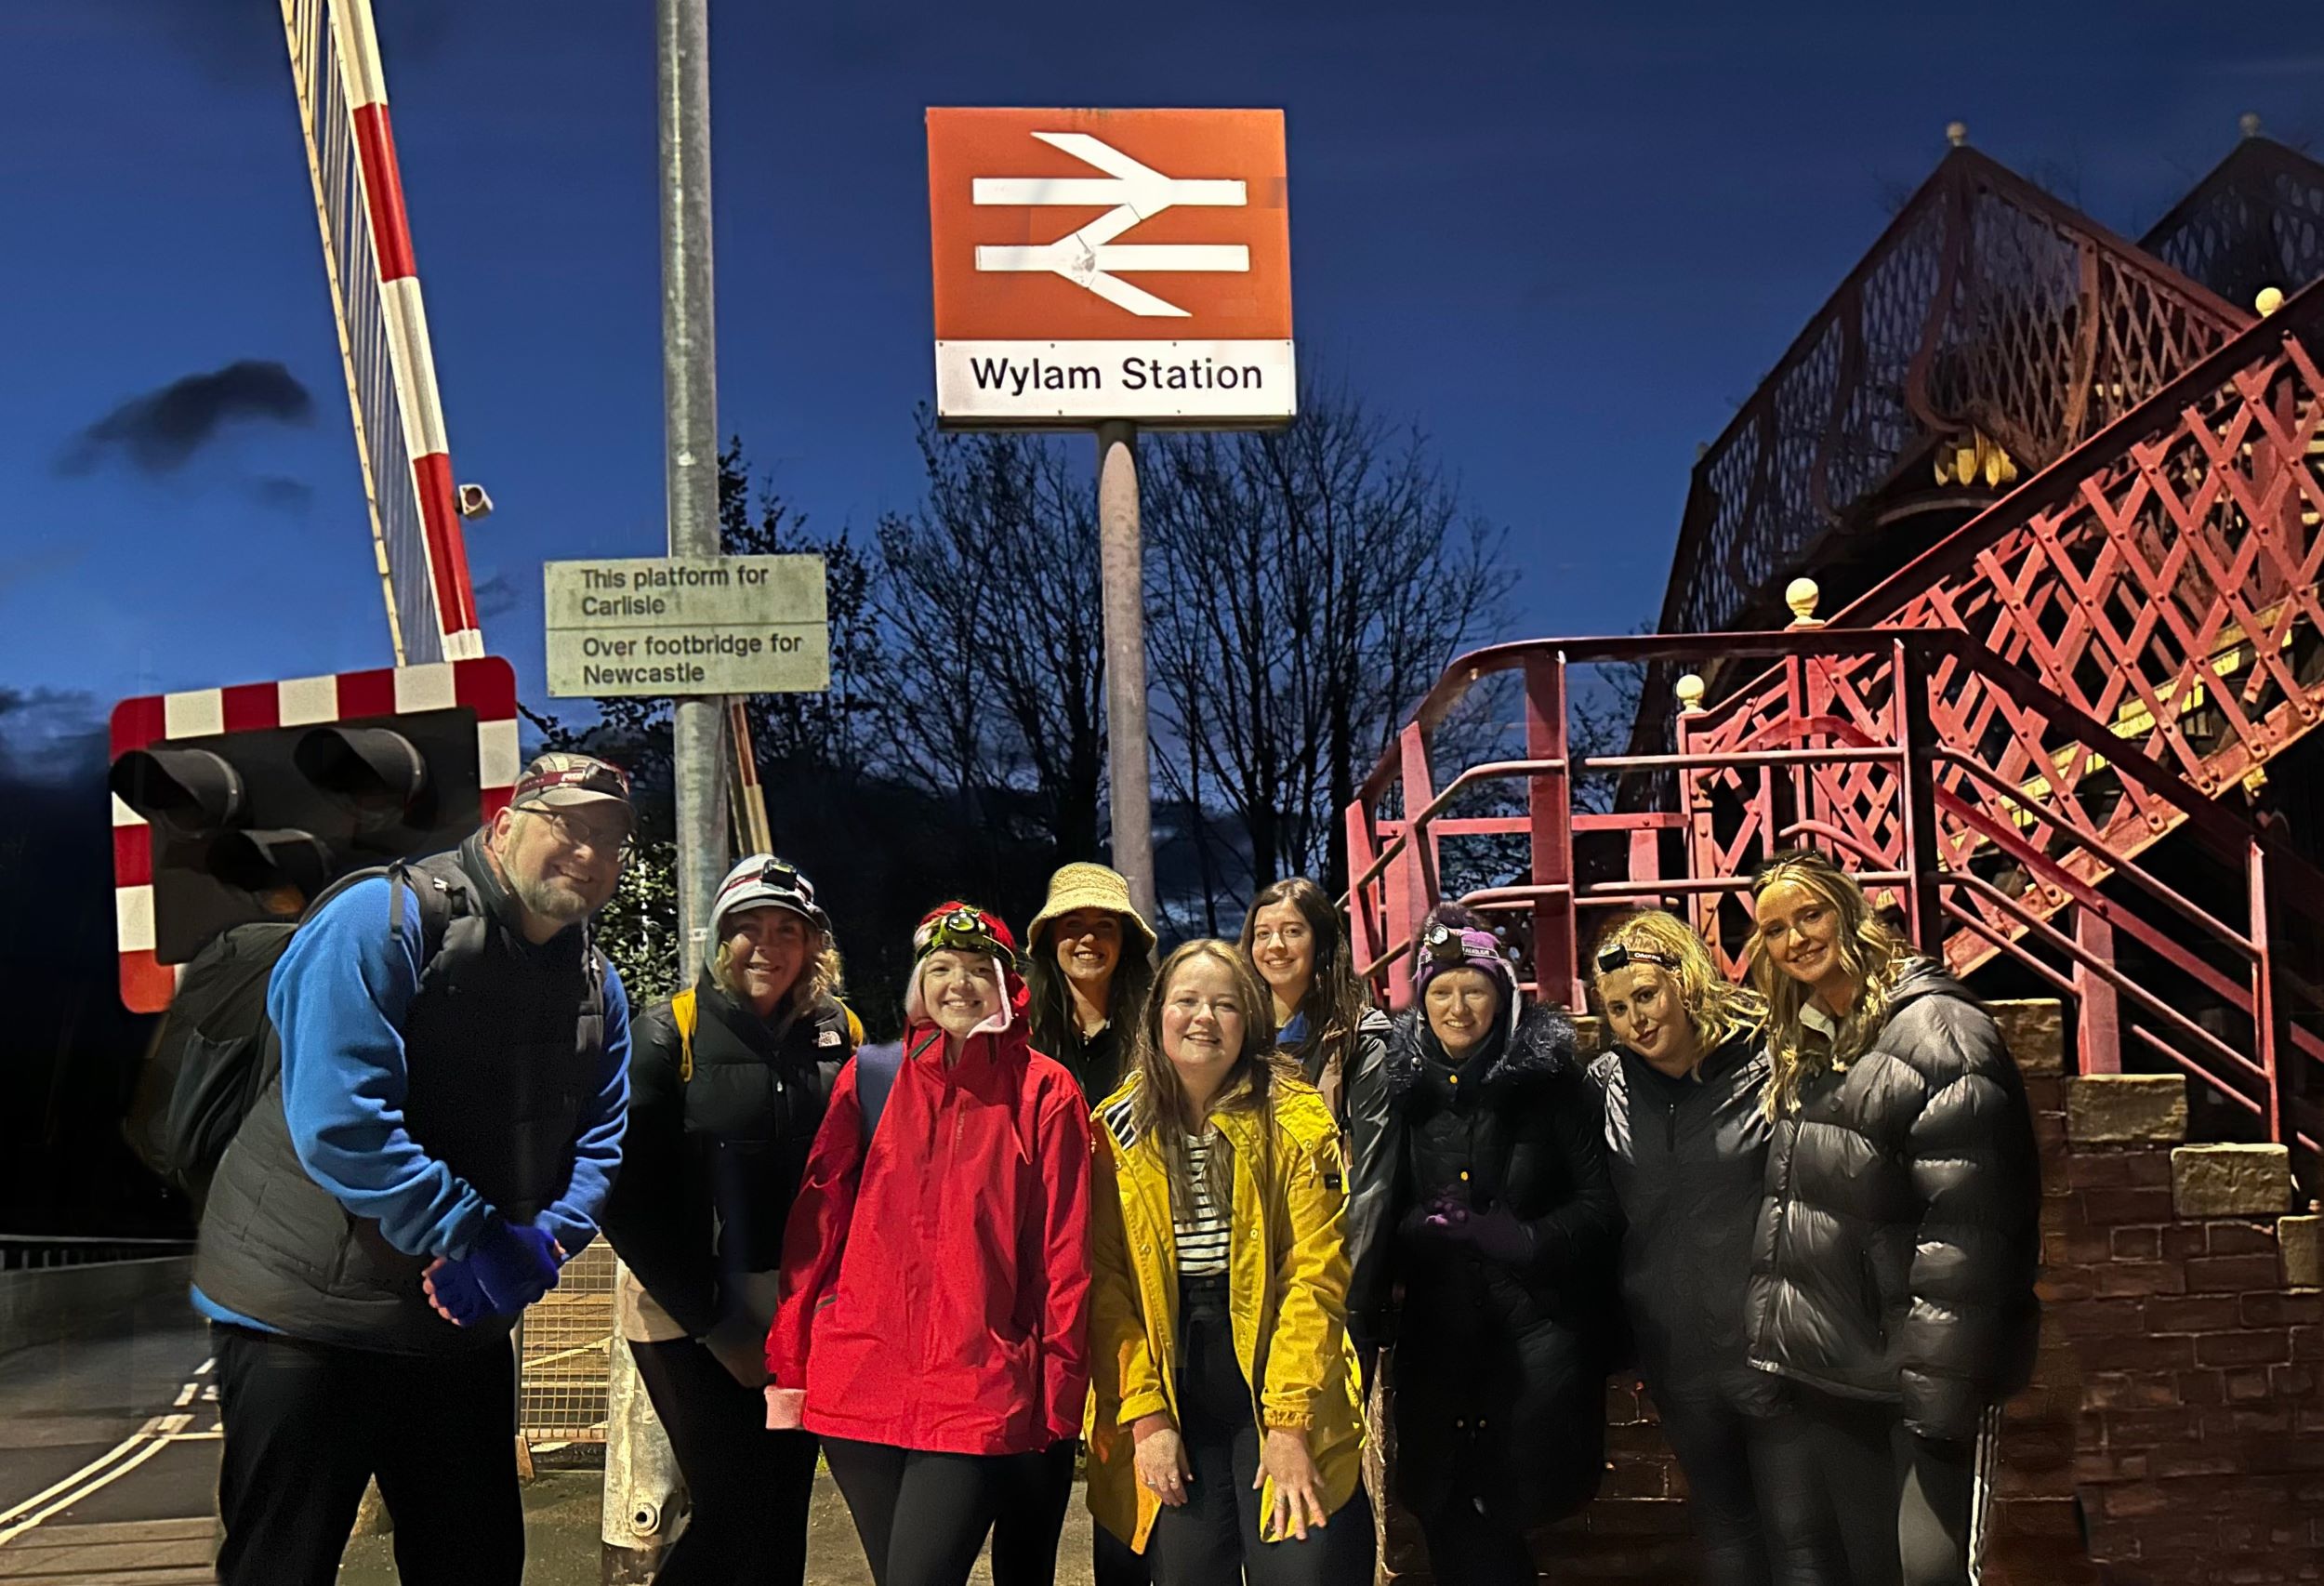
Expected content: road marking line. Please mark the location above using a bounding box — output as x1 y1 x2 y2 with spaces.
195 1357 215 1376
0 1436 173 1547
0 1434 147 1528
0 1364 212 1542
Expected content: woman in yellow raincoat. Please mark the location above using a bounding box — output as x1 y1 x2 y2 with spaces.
1086 939 1374 1586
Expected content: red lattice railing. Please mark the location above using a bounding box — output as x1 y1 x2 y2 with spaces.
1343 628 2324 1181
2141 135 2324 323
1660 149 2247 640
1674 279 2324 960
1348 285 2324 1177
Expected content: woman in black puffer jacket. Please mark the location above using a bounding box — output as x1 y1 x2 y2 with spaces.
1588 908 1787 1586
602 855 859 1586
1743 851 2040 1586
1347 906 1619 1586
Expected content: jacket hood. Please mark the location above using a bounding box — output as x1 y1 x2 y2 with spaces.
1887 956 1977 1011
903 950 1032 1042
1386 999 1577 1099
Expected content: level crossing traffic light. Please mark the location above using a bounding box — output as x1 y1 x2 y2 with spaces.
108 657 520 1011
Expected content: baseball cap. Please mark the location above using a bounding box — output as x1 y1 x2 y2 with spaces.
509 752 635 828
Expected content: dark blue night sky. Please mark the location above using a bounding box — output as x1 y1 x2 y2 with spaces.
4 0 2319 734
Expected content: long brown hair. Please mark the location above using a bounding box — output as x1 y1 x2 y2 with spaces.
1237 877 1372 1066
1126 940 1295 1214
1588 908 1763 1057
1028 915 1156 1056
1746 851 1910 1116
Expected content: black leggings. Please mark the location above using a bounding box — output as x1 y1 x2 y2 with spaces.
1652 1385 1786 1586
631 1336 820 1586
824 1436 1072 1586
1146 1276 1377 1586
1413 1504 1534 1586
1753 1386 1988 1586
989 1436 1080 1586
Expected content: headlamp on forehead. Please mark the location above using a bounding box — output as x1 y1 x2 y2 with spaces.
926 905 1009 963
1594 941 1680 978
1423 921 1468 966
757 857 812 901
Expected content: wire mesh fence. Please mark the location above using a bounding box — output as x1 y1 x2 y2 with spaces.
517 1240 615 1444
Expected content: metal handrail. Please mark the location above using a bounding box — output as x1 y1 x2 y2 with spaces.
0 1235 195 1274
1345 625 2324 1172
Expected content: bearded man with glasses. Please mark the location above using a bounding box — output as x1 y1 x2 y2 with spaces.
192 751 638 1586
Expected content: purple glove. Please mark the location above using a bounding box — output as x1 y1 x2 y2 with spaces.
1436 1203 1537 1267
429 1219 561 1325
1398 1193 1467 1252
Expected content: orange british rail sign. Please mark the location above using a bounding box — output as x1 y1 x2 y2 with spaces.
926 107 1294 428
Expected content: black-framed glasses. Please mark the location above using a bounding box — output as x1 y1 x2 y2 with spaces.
1594 941 1678 977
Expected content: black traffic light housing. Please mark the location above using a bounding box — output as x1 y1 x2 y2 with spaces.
112 707 484 969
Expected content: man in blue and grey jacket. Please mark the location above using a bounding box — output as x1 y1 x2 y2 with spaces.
191 752 637 1586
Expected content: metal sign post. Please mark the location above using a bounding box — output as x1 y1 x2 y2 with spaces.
601 0 716 1578
926 108 1295 898
1096 420 1155 922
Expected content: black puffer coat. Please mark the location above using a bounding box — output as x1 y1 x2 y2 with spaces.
1347 1002 1619 1528
1591 1033 1773 1415
1744 959 2040 1444
602 978 852 1336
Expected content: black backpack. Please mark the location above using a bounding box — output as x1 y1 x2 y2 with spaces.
124 864 457 1215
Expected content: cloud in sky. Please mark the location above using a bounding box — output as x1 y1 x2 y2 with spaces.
59 361 314 478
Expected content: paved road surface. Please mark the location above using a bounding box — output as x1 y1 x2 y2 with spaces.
0 1291 1096 1583
0 1289 219 1582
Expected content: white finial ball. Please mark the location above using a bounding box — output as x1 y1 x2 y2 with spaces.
2256 285 2286 316
1786 577 1822 626
1675 674 1707 714
1946 121 1969 148
2240 112 2263 139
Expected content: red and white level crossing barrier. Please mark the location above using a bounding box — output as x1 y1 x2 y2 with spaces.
281 0 482 666
109 658 519 1013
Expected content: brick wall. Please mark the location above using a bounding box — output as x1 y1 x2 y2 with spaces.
1374 1002 2324 1583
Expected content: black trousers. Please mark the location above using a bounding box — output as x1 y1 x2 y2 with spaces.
632 1336 820 1586
1754 1386 1987 1586
211 1321 522 1586
1146 1277 1377 1586
1094 1517 1155 1585
825 1435 1071 1586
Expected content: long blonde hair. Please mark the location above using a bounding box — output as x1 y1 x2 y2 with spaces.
1126 940 1296 1216
1588 908 1764 1058
1746 851 1910 1116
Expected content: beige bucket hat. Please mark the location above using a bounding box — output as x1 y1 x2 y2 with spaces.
1026 863 1157 959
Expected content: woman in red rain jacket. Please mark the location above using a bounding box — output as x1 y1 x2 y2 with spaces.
765 901 1093 1586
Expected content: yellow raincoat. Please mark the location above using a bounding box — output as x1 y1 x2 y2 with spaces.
1085 1072 1367 1553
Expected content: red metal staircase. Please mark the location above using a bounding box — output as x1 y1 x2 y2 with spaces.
1347 281 2324 1181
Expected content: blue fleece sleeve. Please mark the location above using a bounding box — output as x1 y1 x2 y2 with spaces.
268 877 495 1261
532 961 630 1258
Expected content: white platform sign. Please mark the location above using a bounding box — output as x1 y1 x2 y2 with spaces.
544 556 827 698
934 339 1297 424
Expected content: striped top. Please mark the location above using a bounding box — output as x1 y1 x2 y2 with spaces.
1174 1133 1233 1276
